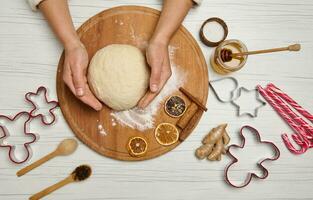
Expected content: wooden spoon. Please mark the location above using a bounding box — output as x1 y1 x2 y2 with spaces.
29 165 92 200
17 139 78 177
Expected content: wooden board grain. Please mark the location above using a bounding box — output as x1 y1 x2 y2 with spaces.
56 6 208 161
3 1 313 199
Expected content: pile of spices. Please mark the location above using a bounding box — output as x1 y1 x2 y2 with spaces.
72 165 92 181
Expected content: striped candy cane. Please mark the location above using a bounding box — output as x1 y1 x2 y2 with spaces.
258 86 306 135
257 85 310 154
265 86 313 138
267 83 313 123
282 133 309 154
291 132 312 148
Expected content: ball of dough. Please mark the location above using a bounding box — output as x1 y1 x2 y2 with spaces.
88 44 149 111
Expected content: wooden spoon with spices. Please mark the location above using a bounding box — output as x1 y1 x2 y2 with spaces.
17 139 78 177
29 165 92 200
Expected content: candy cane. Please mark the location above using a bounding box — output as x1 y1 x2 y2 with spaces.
257 85 309 154
291 132 312 148
258 86 305 135
282 134 308 154
267 83 313 123
265 86 313 138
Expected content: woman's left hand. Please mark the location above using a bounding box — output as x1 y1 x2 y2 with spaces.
137 39 172 108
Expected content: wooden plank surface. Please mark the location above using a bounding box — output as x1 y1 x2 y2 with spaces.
0 0 313 199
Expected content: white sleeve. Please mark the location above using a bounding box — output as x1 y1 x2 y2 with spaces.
27 0 45 11
28 0 201 11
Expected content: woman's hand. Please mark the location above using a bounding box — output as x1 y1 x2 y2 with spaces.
39 0 192 111
39 0 102 111
137 0 193 109
138 39 172 108
63 41 102 111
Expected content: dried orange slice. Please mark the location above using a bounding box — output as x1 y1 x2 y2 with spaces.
165 96 186 118
127 136 148 157
155 123 179 146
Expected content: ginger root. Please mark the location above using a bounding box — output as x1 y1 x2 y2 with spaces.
195 124 230 161
195 144 214 160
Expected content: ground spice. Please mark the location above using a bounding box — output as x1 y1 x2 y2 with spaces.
72 165 92 181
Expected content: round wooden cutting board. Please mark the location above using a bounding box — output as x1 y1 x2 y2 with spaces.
56 6 208 161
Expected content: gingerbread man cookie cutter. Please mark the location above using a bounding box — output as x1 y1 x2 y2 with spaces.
0 86 59 164
25 86 59 125
224 125 280 188
0 112 37 164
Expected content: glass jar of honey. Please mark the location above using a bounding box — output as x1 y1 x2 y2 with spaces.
210 39 248 74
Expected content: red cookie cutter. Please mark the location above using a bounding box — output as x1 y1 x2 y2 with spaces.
0 86 59 164
225 125 280 188
25 86 59 125
0 112 37 164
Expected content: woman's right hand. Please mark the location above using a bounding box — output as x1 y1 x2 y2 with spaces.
38 0 102 110
63 40 102 111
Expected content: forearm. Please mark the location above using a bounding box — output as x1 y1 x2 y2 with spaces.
39 0 80 49
151 0 193 44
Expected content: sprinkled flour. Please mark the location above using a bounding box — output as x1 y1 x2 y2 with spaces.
97 123 107 136
111 46 185 131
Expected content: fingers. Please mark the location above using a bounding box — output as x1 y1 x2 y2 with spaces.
137 90 157 109
138 63 172 109
161 55 172 81
63 61 86 97
147 52 163 93
72 65 86 97
79 87 103 111
63 63 77 95
63 65 102 111
149 65 162 92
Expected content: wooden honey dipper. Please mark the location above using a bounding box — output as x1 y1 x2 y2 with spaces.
220 44 301 62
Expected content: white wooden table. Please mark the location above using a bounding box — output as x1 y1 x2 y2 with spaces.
1 0 313 199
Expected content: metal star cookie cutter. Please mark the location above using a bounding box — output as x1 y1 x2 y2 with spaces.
0 112 37 164
25 86 59 125
209 77 239 103
231 87 266 118
224 125 280 188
